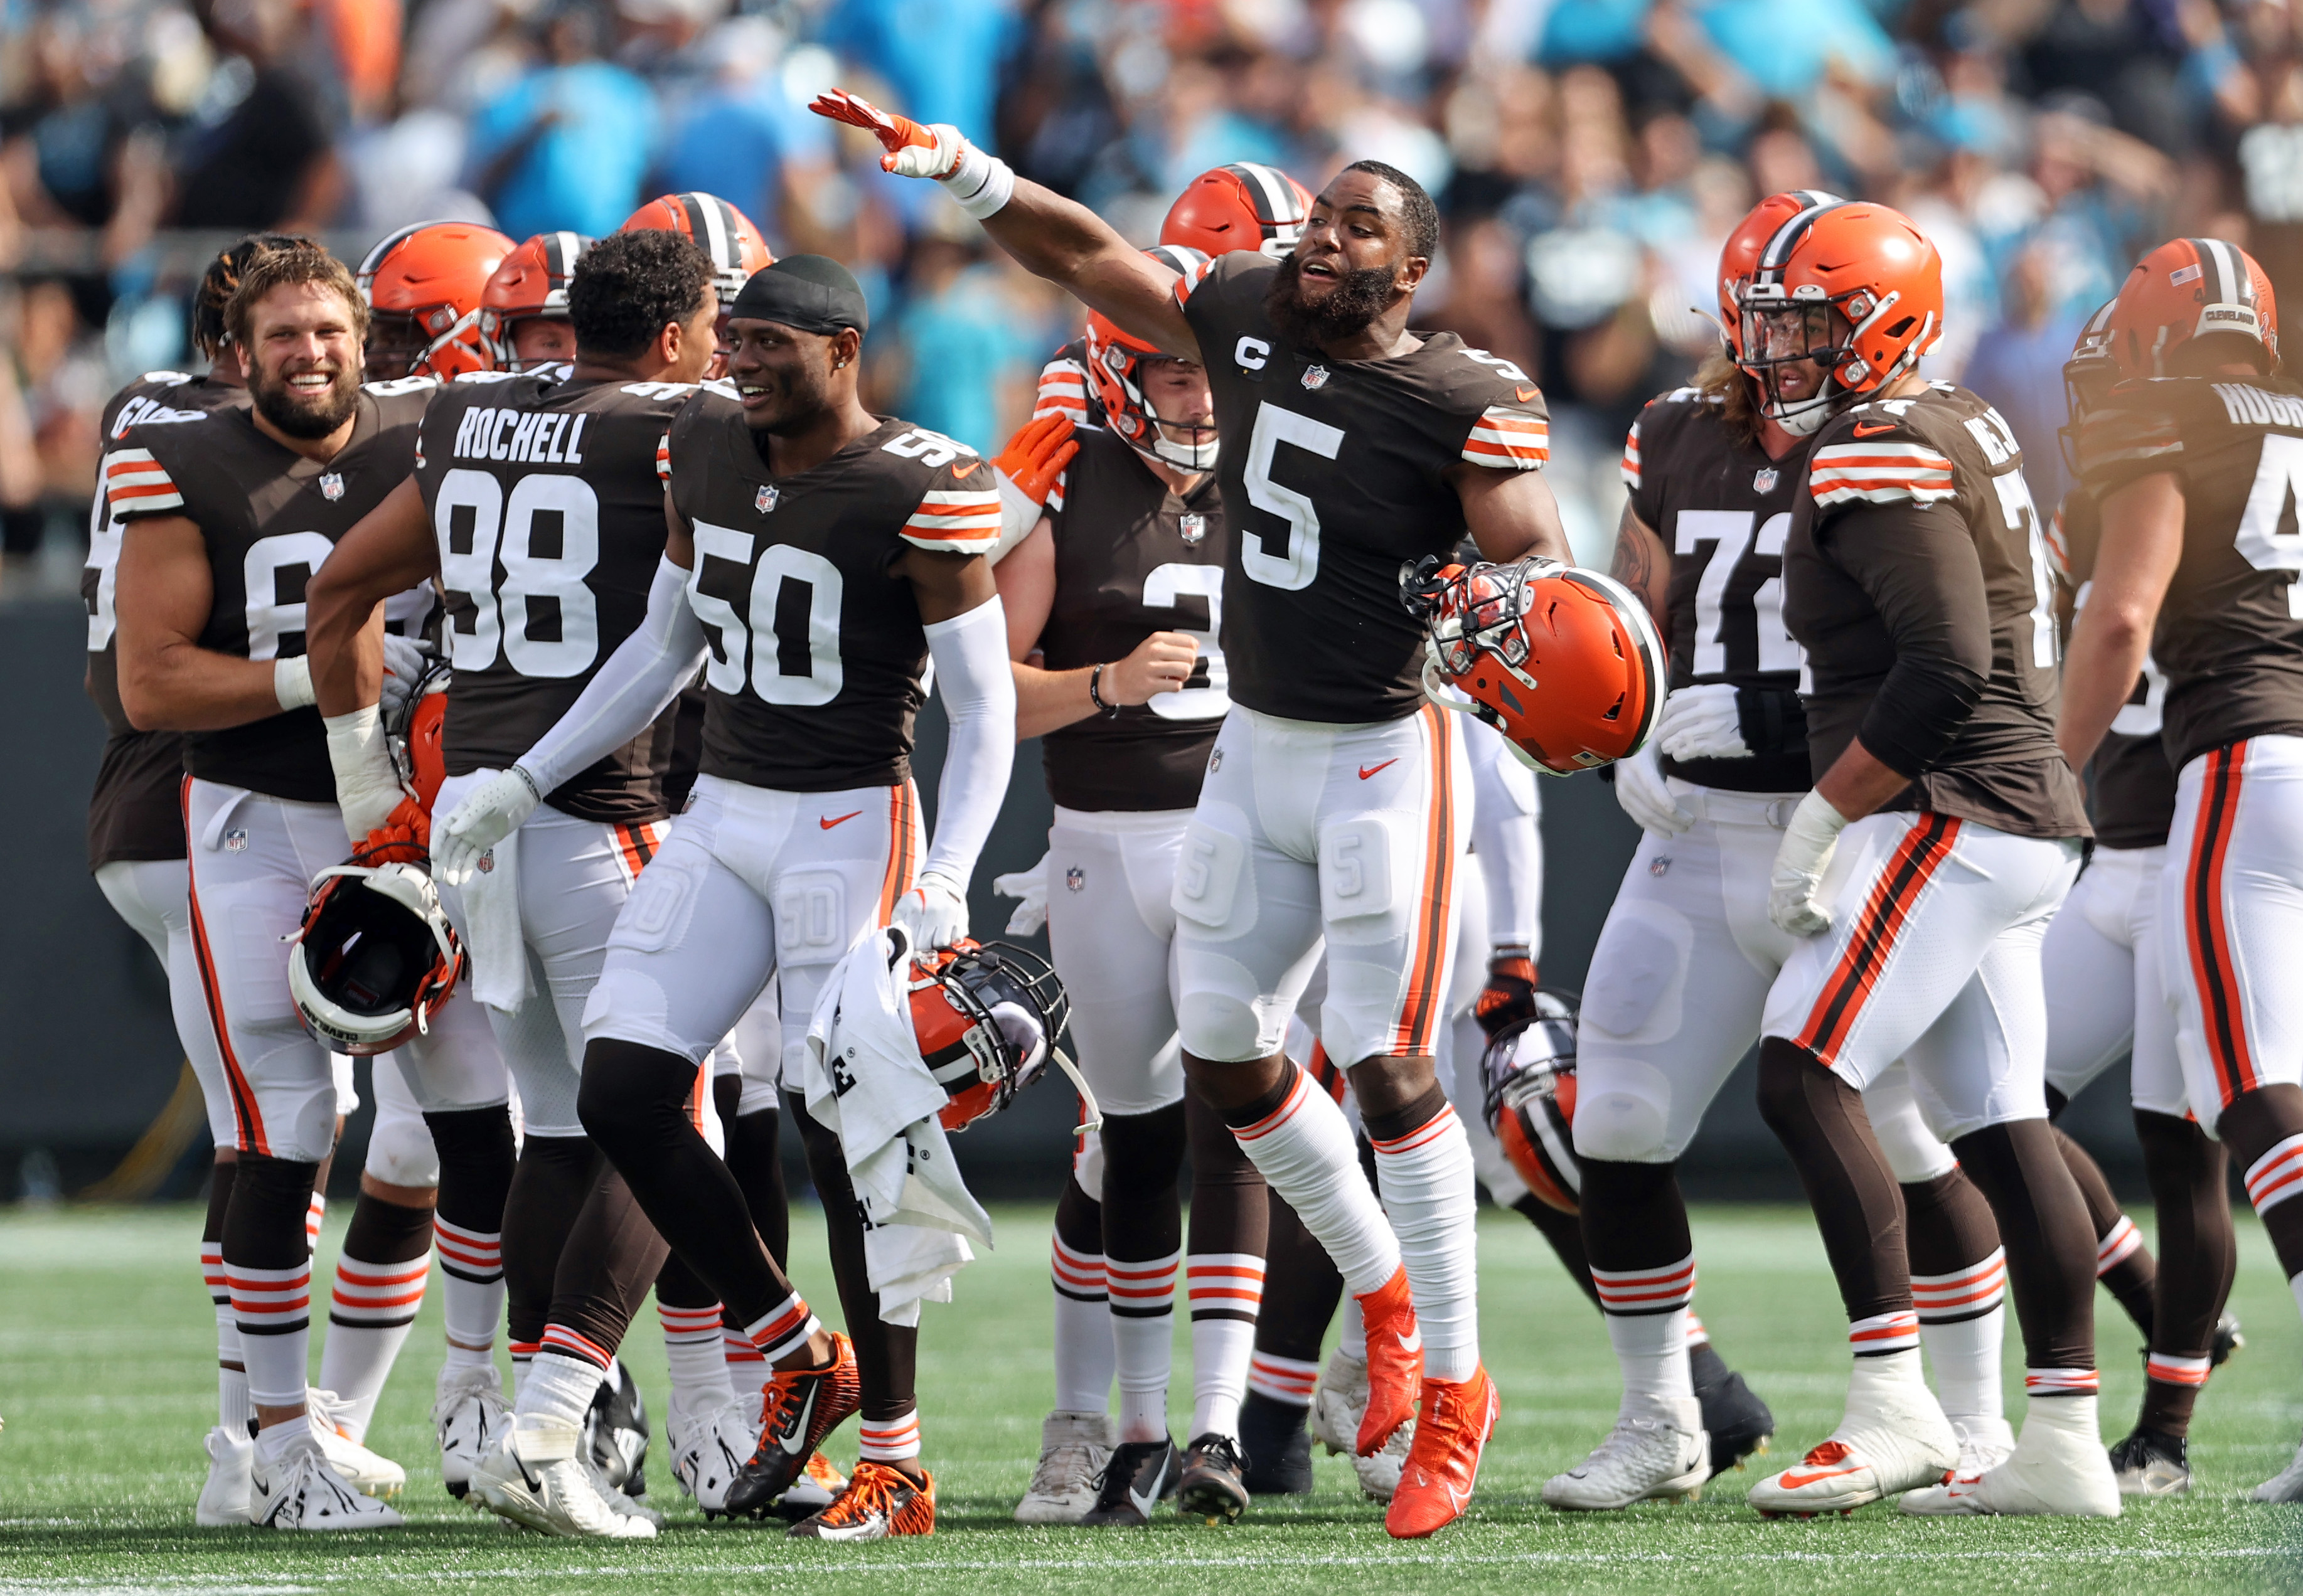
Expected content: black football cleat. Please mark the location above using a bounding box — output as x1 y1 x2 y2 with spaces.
2209 1312 2244 1369
2108 1425 2191 1496
1236 1392 1314 1496
1079 1437 1182 1527
584 1359 651 1498
1690 1342 1774 1478
1175 1432 1253 1524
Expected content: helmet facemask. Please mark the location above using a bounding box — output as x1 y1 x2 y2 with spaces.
1096 341 1219 472
1736 298 1864 435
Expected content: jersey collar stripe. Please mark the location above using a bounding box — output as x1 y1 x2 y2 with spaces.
1389 704 1456 1055
181 776 271 1157
1792 814 1959 1064
2184 742 2257 1105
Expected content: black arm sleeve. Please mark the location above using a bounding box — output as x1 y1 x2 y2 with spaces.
1821 499 1992 777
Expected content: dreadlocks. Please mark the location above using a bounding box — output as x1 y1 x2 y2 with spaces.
192 233 317 361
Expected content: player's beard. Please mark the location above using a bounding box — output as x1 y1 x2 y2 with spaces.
250 359 362 440
1263 252 1399 351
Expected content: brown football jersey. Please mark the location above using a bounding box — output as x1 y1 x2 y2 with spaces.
1032 336 1093 428
110 378 437 803
664 394 1000 792
1037 426 1228 811
1784 383 2088 839
415 370 692 824
84 370 247 868
1177 252 1551 723
2078 373 2303 772
2053 485 2175 849
1623 386 1814 793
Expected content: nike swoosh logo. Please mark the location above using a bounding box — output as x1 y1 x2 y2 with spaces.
1128 1454 1170 1519
1359 759 1397 780
1515 385 1539 403
776 1383 819 1455
1397 1327 1421 1352
1851 421 1896 437
1777 1464 1864 1490
950 460 981 479
820 811 863 829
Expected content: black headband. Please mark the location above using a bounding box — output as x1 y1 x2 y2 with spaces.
727 255 869 338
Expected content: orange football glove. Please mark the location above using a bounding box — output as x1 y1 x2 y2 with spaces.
354 797 434 866
809 88 960 178
994 413 1077 511
1473 954 1539 1039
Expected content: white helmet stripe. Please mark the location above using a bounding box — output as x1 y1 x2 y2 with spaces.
681 193 735 268
2196 237 2238 307
1755 200 1847 276
1229 162 1300 226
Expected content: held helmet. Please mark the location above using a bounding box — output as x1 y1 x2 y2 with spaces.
1736 201 1943 435
356 220 516 380
1084 245 1218 471
2103 236 2279 380
1716 190 1841 359
479 231 592 370
388 657 452 814
1161 163 1315 259
909 938 1094 1132
1406 556 1667 774
619 191 773 304
1480 989 1581 1215
288 850 466 1055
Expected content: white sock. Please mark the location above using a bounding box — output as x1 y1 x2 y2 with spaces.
1190 1314 1256 1442
2289 1268 2302 1324
1232 1072 1401 1297
213 1297 250 1429
1109 1252 1178 1444
255 1409 319 1460
1605 1306 1694 1403
661 1302 734 1420
520 1349 606 1428
1248 1351 1319 1408
1921 1305 2006 1423
317 1252 431 1442
1685 1314 1709 1350
442 1340 494 1377
304 1194 327 1255
1370 1104 1481 1383
227 1260 313 1411
723 1329 767 1423
1340 1295 1367 1361
859 1409 921 1463
435 1216 505 1361
1052 1233 1114 1415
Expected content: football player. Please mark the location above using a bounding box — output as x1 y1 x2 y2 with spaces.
358 221 515 381
110 245 510 1530
619 192 774 378
305 227 734 1536
479 232 591 371
1732 201 2113 1518
993 265 1274 1525
429 254 1015 1541
1547 194 2017 1511
810 88 1572 1536
2058 238 2303 1505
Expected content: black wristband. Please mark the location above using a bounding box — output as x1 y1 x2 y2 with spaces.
1088 662 1121 716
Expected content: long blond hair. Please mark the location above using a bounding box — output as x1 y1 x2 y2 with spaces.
1692 347 1765 449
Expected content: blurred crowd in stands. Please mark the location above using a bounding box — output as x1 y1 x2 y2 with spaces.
3 0 2303 583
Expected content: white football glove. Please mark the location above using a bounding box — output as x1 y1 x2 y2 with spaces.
1613 740 1692 836
993 851 1051 935
324 706 405 843
894 871 969 951
378 633 434 721
434 766 543 885
1655 683 1751 763
1768 789 1851 936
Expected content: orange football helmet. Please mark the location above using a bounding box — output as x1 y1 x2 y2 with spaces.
1480 990 1581 1215
479 231 591 370
2057 297 2120 479
1086 244 1217 469
388 658 452 814
619 191 773 302
1737 201 1942 434
1162 163 1314 259
909 939 1089 1132
1408 556 1667 775
1716 189 1840 359
289 854 466 1055
356 220 515 380
2103 237 2278 380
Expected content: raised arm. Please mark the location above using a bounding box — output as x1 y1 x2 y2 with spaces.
810 89 1198 358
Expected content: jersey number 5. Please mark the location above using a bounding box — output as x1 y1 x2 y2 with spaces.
1241 403 1344 591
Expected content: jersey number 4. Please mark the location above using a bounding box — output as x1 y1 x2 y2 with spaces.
2236 432 2303 616
434 468 602 678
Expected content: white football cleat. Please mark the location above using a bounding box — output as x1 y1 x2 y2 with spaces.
671 1398 759 1517
2253 1435 2303 1503
196 1424 255 1526
1311 1347 1369 1457
1014 1409 1113 1524
307 1388 405 1498
1354 1414 1413 1502
1899 1415 2016 1513
434 1365 510 1501
1543 1394 1709 1510
471 1417 657 1538
252 1430 405 1531
1746 1351 1957 1518
1903 1396 2120 1518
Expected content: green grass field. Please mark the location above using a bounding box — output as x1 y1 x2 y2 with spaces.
2 1201 2298 1594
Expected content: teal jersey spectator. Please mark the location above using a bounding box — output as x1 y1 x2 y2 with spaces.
821 0 1020 147
468 60 659 240
1539 0 1653 66
1694 0 1894 97
656 81 833 241
894 263 1034 454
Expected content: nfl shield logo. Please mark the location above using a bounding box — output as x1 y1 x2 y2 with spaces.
223 828 247 853
756 484 779 514
1301 364 1330 391
1066 866 1085 893
319 472 345 501
1753 467 1779 494
1180 513 1206 545
1650 855 1671 877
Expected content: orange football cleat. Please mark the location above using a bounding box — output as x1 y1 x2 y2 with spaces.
787 1460 935 1540
725 1333 862 1518
1355 1265 1423 1456
1386 1365 1499 1538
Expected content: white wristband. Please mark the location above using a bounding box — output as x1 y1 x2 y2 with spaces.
274 656 316 712
938 143 1016 220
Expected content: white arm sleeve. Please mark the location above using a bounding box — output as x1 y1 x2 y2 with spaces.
919 595 1017 887
517 555 708 795
1468 723 1543 959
